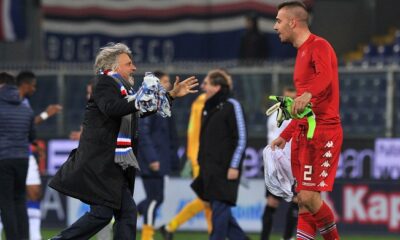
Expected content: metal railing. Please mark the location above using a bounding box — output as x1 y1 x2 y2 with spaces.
3 64 399 139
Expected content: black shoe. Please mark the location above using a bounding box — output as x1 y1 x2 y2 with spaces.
159 225 174 240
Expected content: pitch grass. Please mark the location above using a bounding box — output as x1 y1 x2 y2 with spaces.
42 229 399 240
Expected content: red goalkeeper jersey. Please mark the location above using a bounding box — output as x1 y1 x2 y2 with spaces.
281 34 341 141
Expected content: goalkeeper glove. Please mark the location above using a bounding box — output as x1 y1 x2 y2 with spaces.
266 95 316 139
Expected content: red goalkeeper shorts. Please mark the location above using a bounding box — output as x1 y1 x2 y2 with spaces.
291 123 343 192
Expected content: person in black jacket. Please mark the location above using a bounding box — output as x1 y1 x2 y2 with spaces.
191 70 248 240
0 72 35 240
49 43 198 240
137 70 180 240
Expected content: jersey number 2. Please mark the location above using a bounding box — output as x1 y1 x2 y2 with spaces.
304 165 312 181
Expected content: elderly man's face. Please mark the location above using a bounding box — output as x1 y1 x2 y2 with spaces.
115 53 136 81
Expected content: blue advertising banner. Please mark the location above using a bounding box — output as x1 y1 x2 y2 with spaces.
42 0 314 62
0 0 26 41
46 138 399 181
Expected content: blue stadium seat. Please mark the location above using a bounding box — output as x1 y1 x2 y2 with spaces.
363 44 378 58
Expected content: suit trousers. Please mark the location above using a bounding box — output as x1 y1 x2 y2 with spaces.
52 184 137 240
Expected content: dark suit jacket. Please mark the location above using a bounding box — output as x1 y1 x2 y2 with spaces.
50 74 145 209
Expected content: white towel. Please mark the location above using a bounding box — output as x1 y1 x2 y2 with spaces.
263 145 294 202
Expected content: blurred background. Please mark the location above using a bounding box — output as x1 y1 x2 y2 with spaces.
1 0 400 239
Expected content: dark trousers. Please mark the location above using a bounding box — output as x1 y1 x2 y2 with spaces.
53 186 137 240
210 200 246 240
0 158 29 240
137 176 164 225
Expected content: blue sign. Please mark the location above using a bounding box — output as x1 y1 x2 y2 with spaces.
42 0 302 62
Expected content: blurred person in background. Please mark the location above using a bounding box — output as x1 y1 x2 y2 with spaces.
262 86 298 240
0 71 63 240
0 72 35 240
18 71 62 240
191 70 248 240
159 92 210 240
17 71 63 125
48 42 198 239
160 69 233 240
239 12 267 65
238 13 268 125
136 70 180 240
17 71 62 240
69 79 96 140
272 2 342 240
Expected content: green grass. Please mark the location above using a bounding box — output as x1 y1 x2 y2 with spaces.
42 229 399 240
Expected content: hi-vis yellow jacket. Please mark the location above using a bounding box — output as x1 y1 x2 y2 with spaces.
186 93 206 178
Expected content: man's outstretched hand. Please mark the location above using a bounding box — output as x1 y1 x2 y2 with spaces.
169 76 198 98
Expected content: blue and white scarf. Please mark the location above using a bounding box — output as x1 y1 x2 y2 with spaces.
104 71 171 170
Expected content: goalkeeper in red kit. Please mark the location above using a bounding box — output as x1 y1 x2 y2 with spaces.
271 1 342 240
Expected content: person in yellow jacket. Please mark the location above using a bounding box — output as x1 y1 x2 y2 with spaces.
160 69 232 240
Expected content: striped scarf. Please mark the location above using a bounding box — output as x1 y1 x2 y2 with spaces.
106 71 140 170
102 70 172 170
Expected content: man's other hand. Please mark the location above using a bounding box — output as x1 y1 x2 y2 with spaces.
271 136 286 150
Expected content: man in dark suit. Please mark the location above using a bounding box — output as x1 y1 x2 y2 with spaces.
49 43 198 240
137 70 180 240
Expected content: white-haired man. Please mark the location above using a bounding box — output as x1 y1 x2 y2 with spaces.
49 43 198 239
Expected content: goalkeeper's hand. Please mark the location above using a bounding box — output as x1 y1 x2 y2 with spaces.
271 136 286 151
266 94 316 139
267 95 312 120
292 92 312 116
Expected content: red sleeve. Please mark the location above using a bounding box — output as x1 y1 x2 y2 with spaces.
307 41 333 97
280 120 297 142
